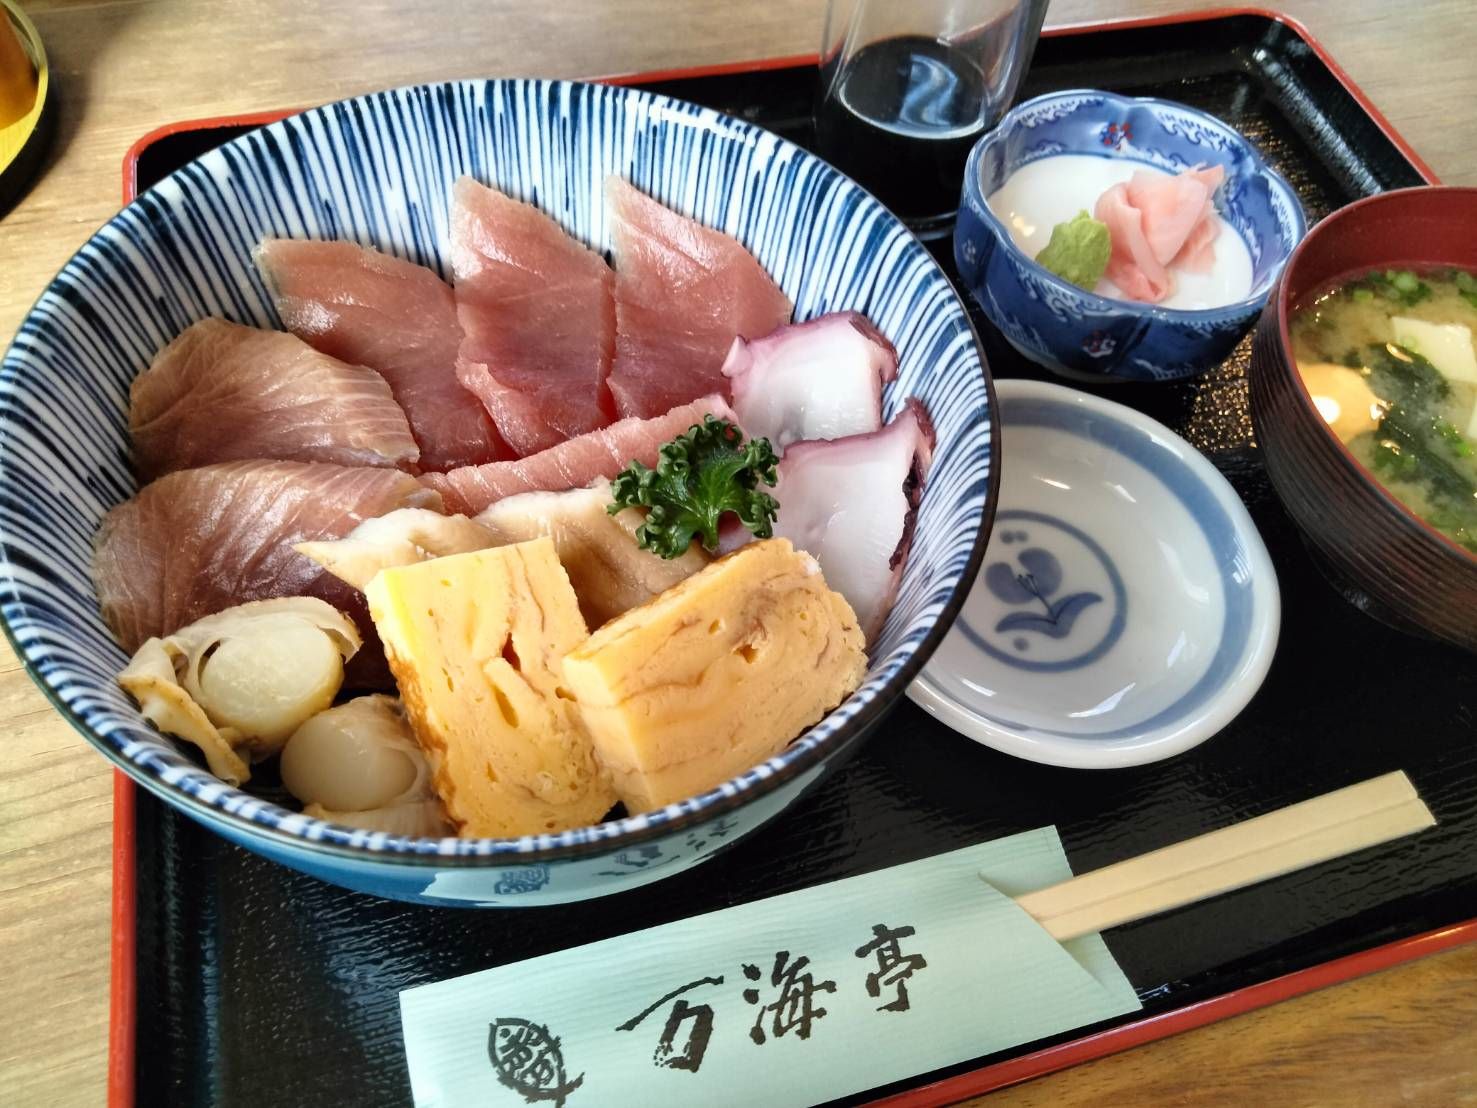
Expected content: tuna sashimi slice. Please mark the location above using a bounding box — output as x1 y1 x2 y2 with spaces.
1095 183 1173 303
767 399 934 643
256 239 507 472
606 177 792 420
94 460 440 656
721 312 898 452
450 177 615 457
129 319 419 480
424 395 737 515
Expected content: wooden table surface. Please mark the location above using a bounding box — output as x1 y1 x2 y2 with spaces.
2 1 1475 1104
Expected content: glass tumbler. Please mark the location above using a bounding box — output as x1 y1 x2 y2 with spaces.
814 0 1049 237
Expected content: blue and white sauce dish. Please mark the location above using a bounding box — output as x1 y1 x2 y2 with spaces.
0 79 998 906
954 89 1306 382
909 380 1279 769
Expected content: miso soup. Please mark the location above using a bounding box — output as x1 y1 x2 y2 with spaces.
1291 268 1477 554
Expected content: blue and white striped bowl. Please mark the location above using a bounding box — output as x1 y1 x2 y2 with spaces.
0 80 997 905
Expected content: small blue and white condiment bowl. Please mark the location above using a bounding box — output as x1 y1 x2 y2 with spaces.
954 89 1306 382
910 380 1279 768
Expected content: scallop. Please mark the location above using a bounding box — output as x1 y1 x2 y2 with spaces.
116 596 361 782
282 695 451 836
282 695 427 811
118 638 251 785
193 623 345 747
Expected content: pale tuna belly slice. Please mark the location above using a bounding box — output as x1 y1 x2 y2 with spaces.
424 395 737 515
256 239 507 472
129 318 419 481
450 177 615 457
94 460 441 655
606 177 792 420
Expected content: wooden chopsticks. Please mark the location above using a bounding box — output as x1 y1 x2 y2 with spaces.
1016 771 1435 943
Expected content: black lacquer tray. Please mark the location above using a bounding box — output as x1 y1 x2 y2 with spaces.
113 10 1475 1107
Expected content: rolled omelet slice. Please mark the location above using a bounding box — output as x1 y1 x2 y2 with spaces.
364 538 616 837
561 538 867 814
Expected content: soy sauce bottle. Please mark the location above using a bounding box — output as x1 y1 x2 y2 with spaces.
814 0 1048 239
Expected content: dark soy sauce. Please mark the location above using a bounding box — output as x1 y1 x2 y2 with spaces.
815 35 989 232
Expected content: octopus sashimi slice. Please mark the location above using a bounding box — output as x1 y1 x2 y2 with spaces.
256 239 507 471
129 318 419 480
768 399 935 643
450 177 615 457
606 177 792 419
94 460 441 656
423 395 738 515
721 312 897 452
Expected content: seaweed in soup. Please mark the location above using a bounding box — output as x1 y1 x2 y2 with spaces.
1292 269 1477 555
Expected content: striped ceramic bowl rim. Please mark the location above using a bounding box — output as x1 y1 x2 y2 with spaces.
0 78 998 864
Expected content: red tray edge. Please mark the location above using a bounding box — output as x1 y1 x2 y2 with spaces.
105 9 1451 1108
869 918 1477 1106
108 773 135 1108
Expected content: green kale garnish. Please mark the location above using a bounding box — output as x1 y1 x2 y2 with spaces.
609 416 780 558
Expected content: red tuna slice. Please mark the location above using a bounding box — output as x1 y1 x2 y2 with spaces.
1124 169 1212 267
425 395 738 515
1095 183 1172 303
766 399 935 643
722 312 897 452
256 239 507 472
606 177 792 420
94 460 441 656
129 318 419 481
450 177 615 457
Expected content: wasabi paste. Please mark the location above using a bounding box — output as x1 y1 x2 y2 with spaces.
1035 211 1111 290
